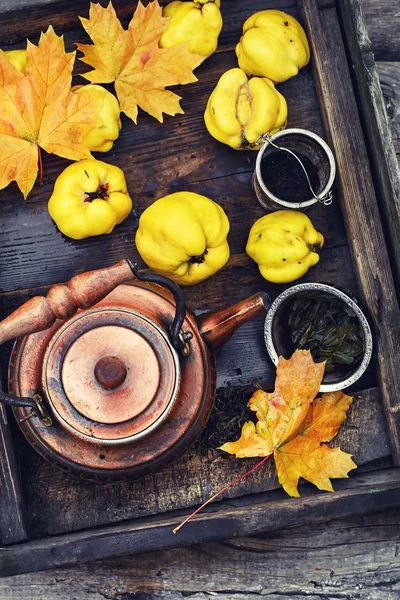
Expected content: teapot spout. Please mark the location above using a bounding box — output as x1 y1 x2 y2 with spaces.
198 292 270 353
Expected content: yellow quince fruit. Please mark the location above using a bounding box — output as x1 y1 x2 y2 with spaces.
246 210 324 283
72 85 122 153
135 191 230 285
236 10 310 83
48 159 132 240
204 67 287 149
160 0 222 61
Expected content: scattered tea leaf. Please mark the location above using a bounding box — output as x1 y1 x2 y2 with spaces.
197 382 260 453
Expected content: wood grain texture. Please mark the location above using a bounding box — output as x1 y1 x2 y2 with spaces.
2 509 400 599
299 0 400 465
0 0 398 583
0 0 297 46
0 375 27 545
0 0 399 595
0 0 398 64
377 62 400 156
337 0 400 292
362 0 400 61
1 468 400 577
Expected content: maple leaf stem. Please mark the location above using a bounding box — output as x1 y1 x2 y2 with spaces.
172 454 272 534
38 147 43 187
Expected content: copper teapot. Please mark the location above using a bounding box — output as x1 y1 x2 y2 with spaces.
0 260 269 481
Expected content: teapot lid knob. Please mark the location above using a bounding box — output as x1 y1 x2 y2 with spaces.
94 356 128 389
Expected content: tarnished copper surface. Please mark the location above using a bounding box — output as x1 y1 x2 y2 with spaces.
94 356 127 389
10 283 212 475
6 264 268 480
44 309 180 443
60 325 161 424
198 293 270 351
0 260 133 345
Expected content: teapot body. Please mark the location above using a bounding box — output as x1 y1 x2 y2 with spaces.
9 281 216 481
1 260 268 481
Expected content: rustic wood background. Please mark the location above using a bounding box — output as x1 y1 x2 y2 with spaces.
0 0 399 596
0 0 396 542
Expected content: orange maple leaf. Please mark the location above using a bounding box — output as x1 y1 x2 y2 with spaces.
220 350 356 497
77 1 202 123
0 27 103 198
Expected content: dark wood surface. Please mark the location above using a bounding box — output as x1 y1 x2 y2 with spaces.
300 0 400 464
0 384 26 545
4 384 390 541
0 0 395 540
0 0 400 595
1 469 400 578
337 0 400 296
3 507 400 599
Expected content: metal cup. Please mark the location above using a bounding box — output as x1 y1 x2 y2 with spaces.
263 282 373 392
253 128 336 211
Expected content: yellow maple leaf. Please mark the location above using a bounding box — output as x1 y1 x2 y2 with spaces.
77 1 202 123
220 350 356 497
0 27 103 198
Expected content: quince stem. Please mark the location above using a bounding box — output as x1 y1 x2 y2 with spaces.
172 453 271 534
84 182 110 202
188 249 208 264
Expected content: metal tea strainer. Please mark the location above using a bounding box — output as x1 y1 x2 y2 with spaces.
253 128 336 211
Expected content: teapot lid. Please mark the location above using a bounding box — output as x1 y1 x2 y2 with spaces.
43 307 181 445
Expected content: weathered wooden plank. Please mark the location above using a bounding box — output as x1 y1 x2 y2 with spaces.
362 0 400 62
1 0 398 67
338 0 400 291
0 588 398 600
0 239 353 318
2 0 398 68
0 374 27 545
299 0 400 465
377 62 400 155
1 468 400 577
2 509 400 600
0 0 56 11
0 160 342 296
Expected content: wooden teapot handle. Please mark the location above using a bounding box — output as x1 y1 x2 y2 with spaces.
0 260 135 345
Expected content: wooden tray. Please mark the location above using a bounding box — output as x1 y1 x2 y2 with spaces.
1 0 400 577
